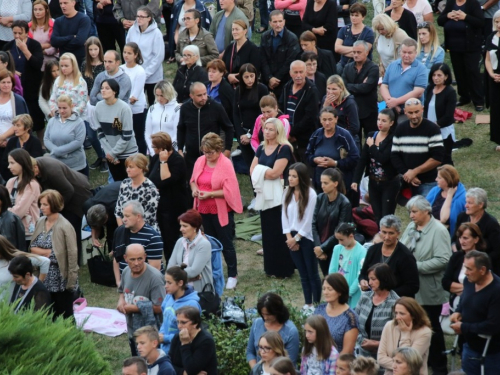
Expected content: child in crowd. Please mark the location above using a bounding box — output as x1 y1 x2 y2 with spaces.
335 353 355 375
351 356 379 375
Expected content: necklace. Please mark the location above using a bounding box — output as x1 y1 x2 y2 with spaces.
14 45 23 60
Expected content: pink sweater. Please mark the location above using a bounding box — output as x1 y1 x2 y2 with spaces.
191 154 243 227
28 19 57 70
251 114 291 152
274 0 307 18
6 178 41 236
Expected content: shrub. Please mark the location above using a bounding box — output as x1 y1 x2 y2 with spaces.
0 302 112 375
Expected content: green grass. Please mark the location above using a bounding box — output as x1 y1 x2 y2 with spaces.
78 9 500 374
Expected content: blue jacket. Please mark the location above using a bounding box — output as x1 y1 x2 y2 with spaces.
206 234 224 296
168 0 212 57
13 93 29 116
148 349 175 375
426 182 466 236
159 286 201 354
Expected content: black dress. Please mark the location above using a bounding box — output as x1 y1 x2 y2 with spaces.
486 32 500 144
256 144 295 278
222 39 261 77
302 0 338 54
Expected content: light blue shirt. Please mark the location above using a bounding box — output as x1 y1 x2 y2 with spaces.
215 15 227 52
382 58 428 108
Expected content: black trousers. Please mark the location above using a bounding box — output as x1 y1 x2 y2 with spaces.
158 210 181 262
368 176 400 225
450 50 484 106
442 133 454 166
96 22 125 57
359 111 379 140
51 290 74 320
133 111 147 155
422 304 448 374
145 83 156 107
108 159 128 182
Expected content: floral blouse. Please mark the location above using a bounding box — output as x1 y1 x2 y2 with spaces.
49 76 88 118
114 178 160 232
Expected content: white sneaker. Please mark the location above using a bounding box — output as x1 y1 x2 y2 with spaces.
231 149 242 157
251 233 262 241
301 304 315 315
226 277 238 289
247 198 256 211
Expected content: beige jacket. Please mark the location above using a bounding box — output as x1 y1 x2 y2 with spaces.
31 214 79 290
377 320 432 375
377 28 409 75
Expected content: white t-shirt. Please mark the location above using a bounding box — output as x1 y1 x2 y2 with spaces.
120 64 147 114
0 100 13 134
403 0 433 24
378 36 395 68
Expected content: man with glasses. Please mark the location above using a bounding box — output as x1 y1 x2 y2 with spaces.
391 98 444 197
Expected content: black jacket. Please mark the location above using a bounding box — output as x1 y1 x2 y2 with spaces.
222 39 261 75
206 78 235 124
442 250 465 308
173 65 209 103
177 98 235 156
0 210 26 251
260 27 301 86
313 71 327 100
312 192 352 256
233 83 269 136
10 279 52 312
4 38 43 102
169 329 218 375
279 78 320 147
342 59 379 120
423 85 457 128
438 0 484 52
359 241 420 298
316 47 337 78
385 9 417 40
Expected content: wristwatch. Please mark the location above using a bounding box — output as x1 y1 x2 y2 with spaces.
294 234 301 242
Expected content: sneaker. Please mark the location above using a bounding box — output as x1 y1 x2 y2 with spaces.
89 158 101 170
226 277 237 289
84 138 92 150
99 160 109 173
231 149 242 157
251 233 262 241
247 198 256 211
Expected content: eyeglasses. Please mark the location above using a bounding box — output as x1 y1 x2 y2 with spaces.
178 320 191 325
203 150 216 155
258 346 272 353
182 17 193 21
417 22 429 28
136 15 150 19
305 62 318 67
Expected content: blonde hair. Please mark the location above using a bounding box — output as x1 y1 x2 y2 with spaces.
327 75 350 102
372 14 399 38
12 114 33 131
263 118 293 151
416 23 442 62
58 53 82 87
200 132 224 153
57 94 73 107
125 153 149 173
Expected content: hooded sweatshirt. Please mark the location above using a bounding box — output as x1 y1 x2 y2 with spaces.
44 112 87 171
145 100 181 155
89 67 132 106
126 20 165 84
148 349 175 375
159 286 201 354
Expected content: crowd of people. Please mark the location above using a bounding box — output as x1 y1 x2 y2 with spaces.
0 0 500 374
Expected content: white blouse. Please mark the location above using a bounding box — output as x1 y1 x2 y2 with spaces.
281 187 317 241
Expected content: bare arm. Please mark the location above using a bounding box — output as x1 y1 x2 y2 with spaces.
148 259 161 271
341 328 359 355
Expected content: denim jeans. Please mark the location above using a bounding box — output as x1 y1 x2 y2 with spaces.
85 121 105 159
81 0 98 36
462 343 500 375
411 181 437 197
289 232 322 304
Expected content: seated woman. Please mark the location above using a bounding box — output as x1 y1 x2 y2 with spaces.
392 347 424 375
173 45 208 103
0 187 27 251
115 153 159 231
416 23 445 75
426 165 466 236
167 209 213 293
190 133 242 290
6 149 41 246
378 297 432 374
313 273 359 354
359 215 420 298
355 263 399 359
385 0 417 40
159 266 201 355
301 52 326 99
372 14 409 75
251 331 289 375
246 292 300 368
1 114 43 181
299 31 336 78
8 255 51 313
168 306 218 374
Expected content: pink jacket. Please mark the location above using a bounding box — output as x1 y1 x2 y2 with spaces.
191 154 243 227
274 0 307 18
251 114 291 152
7 178 41 236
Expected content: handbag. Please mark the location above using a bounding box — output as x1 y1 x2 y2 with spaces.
198 283 221 319
87 245 116 287
221 296 248 329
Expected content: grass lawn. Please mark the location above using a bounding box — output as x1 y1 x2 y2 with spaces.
80 8 499 374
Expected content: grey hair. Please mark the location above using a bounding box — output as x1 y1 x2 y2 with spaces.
123 200 145 217
465 250 492 272
290 60 306 70
379 215 402 233
406 195 432 214
466 187 488 209
493 10 500 29
392 347 423 375
353 40 370 52
183 45 202 66
86 204 108 227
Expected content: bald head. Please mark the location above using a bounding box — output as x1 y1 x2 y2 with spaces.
190 82 208 108
124 244 147 274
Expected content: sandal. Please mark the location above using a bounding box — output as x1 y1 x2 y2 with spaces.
495 146 500 152
256 249 264 256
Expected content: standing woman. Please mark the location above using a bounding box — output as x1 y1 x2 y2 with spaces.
38 60 59 123
282 163 320 310
403 0 433 24
44 95 87 176
352 108 399 225
145 80 180 155
30 189 79 320
233 64 269 169
93 79 138 181
6 149 40 246
0 0 31 50
222 20 261 85
299 31 336 78
416 23 445 75
385 0 417 40
121 42 148 154
301 52 327 99
438 0 484 111
302 0 338 55
250 118 295 278
423 63 457 166
274 0 307 38
312 168 352 276
0 51 23 96
485 10 500 150
173 45 208 103
190 133 243 289
29 0 57 70
372 14 409 75
206 59 234 123
126 6 165 106
328 223 367 308
300 315 339 374
48 53 88 118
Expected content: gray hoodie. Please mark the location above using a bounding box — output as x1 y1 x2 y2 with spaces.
44 112 87 171
89 67 132 106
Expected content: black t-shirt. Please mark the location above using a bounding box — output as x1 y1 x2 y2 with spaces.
256 144 294 182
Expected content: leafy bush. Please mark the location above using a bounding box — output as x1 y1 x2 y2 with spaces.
0 302 112 375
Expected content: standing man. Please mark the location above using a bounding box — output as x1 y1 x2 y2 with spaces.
342 40 379 138
391 98 444 197
210 0 249 54
451 250 500 375
260 10 301 97
114 0 162 31
279 60 319 163
177 82 234 180
51 0 91 66
117 243 166 356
